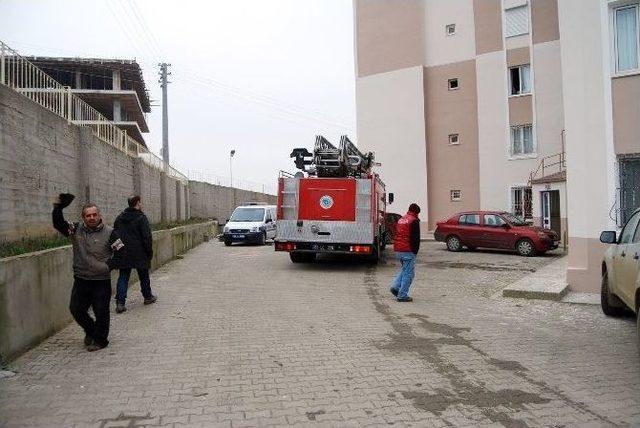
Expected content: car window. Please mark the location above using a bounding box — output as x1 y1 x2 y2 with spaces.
230 208 266 222
483 214 506 227
459 214 480 226
619 211 640 244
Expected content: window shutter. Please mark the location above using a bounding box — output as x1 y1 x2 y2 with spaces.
505 6 529 37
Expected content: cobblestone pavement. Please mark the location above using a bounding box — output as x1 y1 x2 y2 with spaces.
1 241 639 427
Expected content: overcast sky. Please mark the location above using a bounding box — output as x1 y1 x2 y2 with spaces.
0 0 356 194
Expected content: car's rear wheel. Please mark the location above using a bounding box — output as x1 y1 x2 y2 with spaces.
601 270 625 317
446 235 462 252
515 238 535 257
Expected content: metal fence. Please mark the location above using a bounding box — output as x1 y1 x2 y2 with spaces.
0 40 187 183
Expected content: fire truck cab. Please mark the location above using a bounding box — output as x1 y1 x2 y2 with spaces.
275 136 388 263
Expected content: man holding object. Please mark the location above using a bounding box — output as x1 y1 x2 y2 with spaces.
52 194 123 351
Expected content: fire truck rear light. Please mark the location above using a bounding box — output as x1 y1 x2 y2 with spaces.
350 245 372 254
276 242 296 251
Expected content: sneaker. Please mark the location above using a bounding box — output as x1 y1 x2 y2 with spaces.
116 303 127 313
86 341 107 352
143 295 157 305
84 335 93 346
390 288 399 297
397 297 413 302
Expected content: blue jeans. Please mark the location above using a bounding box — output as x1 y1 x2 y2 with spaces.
116 268 152 304
391 252 416 299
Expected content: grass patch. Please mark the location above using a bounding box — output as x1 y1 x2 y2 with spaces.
0 235 71 258
1 218 215 258
150 217 214 231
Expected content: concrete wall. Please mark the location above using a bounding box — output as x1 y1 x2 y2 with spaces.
189 180 277 223
0 221 217 363
1 84 250 242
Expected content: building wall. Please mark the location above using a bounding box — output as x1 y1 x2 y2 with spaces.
0 84 273 243
424 60 480 228
354 0 424 78
612 74 640 156
423 0 476 67
558 0 618 292
355 67 429 229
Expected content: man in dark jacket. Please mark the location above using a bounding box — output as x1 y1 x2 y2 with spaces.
390 203 421 302
113 195 156 313
52 194 123 351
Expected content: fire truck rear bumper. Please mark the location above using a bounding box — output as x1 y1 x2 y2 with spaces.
275 241 373 255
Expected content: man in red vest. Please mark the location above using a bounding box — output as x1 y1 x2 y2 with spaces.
390 203 421 302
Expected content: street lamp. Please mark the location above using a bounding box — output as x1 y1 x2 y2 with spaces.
229 149 236 188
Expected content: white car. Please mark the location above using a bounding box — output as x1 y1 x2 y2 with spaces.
600 207 640 348
223 204 277 246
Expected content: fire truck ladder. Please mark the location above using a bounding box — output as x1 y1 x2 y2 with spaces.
290 135 375 178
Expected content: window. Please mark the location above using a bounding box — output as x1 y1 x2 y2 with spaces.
448 78 459 90
483 214 507 227
614 5 639 72
459 214 480 225
505 6 529 37
619 211 640 244
449 134 459 145
451 190 462 201
509 65 531 95
446 24 456 36
511 187 532 220
510 125 534 156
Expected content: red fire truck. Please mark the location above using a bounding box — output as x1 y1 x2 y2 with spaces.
275 135 389 263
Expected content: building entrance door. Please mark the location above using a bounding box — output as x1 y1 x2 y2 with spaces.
541 190 561 236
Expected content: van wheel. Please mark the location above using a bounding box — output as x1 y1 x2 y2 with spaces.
515 238 535 257
259 232 266 246
224 239 232 247
446 235 462 252
601 270 625 317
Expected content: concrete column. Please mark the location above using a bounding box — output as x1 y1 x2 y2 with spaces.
160 172 168 223
78 128 95 204
133 157 144 196
112 70 121 90
558 0 618 292
75 70 82 89
113 99 122 122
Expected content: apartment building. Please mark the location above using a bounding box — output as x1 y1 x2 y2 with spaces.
27 57 151 145
354 0 640 292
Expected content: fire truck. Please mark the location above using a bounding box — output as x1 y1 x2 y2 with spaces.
275 135 389 263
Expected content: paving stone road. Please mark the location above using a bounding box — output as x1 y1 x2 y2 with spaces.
1 241 639 427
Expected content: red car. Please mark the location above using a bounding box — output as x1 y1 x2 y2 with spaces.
434 211 559 256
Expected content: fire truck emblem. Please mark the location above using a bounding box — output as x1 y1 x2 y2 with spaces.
319 195 334 209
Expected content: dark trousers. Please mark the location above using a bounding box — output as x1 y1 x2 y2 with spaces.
69 277 111 347
115 268 152 304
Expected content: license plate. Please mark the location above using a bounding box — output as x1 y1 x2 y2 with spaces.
232 234 245 239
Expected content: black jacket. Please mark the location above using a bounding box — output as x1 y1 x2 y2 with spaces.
113 207 153 269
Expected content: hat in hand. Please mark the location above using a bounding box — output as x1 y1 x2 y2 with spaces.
58 193 75 208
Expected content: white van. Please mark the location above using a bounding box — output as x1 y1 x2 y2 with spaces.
223 204 277 246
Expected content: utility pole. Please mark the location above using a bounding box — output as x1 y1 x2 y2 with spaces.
158 63 171 163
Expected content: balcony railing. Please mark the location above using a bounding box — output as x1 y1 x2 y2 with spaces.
0 40 187 183
529 152 566 184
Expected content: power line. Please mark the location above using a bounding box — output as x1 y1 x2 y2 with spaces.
176 72 355 133
127 0 165 58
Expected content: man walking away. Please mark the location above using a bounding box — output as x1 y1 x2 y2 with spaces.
52 194 123 351
114 195 156 313
390 203 421 302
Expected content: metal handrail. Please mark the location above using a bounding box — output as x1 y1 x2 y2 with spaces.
529 152 566 183
0 40 188 183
